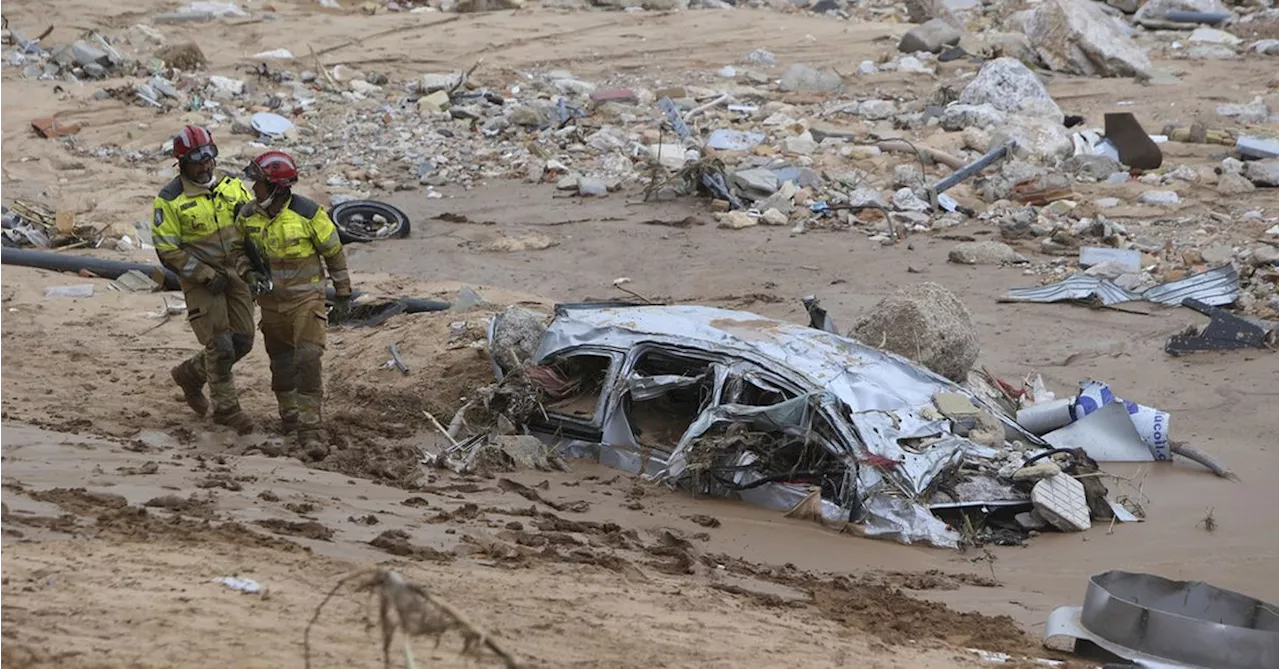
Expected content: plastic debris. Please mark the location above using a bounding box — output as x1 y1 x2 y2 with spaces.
212 576 263 594
250 112 295 137
1166 297 1278 355
44 285 95 298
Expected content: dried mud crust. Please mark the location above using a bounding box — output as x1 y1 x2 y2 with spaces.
326 310 500 430
709 555 1035 656
16 487 304 553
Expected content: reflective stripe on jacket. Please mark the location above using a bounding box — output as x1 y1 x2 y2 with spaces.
152 175 254 284
238 194 351 310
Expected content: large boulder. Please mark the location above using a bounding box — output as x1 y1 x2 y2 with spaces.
490 307 549 374
957 58 1063 122
851 283 981 383
1025 0 1151 77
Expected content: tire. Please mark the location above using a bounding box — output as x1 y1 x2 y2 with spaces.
329 200 412 244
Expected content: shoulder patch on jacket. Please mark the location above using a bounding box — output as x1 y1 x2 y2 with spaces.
286 195 321 220
158 178 184 201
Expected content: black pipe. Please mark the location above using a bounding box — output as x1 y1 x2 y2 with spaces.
2 247 450 316
1 246 181 290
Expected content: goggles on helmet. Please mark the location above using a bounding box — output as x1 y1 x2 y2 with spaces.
183 144 218 164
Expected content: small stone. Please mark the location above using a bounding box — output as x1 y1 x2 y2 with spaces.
1065 155 1122 180
1217 97 1270 125
1250 245 1279 266
892 187 930 212
783 132 819 155
947 240 1027 265
858 99 898 120
591 88 638 105
744 49 777 66
716 211 758 230
731 168 779 196
857 60 879 75
717 65 738 78
1245 160 1279 187
1189 27 1242 46
941 103 1008 131
1015 511 1050 531
418 90 451 113
779 64 843 93
848 187 888 209
1095 197 1121 208
349 79 381 95
761 208 789 226
1200 245 1234 266
1217 172 1256 195
898 18 963 54
1138 190 1179 205
577 178 608 197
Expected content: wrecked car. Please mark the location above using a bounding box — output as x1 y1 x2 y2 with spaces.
487 302 1057 549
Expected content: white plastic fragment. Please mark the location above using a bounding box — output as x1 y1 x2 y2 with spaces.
253 48 294 60
45 285 95 298
251 112 295 137
213 576 262 593
1031 473 1091 532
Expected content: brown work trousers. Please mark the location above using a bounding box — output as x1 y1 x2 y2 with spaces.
260 295 329 432
176 275 255 416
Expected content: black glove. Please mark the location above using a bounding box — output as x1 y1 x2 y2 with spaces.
244 271 269 296
204 272 228 294
329 294 352 324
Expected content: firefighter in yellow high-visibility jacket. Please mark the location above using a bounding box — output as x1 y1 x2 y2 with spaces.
151 124 257 435
237 150 352 460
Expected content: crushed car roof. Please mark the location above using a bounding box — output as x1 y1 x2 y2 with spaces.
537 303 970 415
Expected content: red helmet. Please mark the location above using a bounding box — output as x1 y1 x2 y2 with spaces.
173 124 217 163
245 150 299 187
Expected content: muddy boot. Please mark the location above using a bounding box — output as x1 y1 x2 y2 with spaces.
213 409 255 436
296 429 328 462
171 361 209 417
276 391 299 434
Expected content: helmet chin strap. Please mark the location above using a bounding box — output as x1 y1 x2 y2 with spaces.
256 184 282 209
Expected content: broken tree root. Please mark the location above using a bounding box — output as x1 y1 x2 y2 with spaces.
305 568 522 669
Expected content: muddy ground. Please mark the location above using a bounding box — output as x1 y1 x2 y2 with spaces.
2 0 1278 666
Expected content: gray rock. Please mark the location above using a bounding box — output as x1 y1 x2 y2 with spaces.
858 99 898 120
940 103 1009 131
991 117 1074 163
1095 197 1121 208
779 64 843 93
957 58 1062 121
419 72 465 93
899 18 963 54
1025 0 1151 78
71 40 110 67
809 124 859 142
1134 0 1228 22
891 211 934 229
1252 39 1280 56
577 178 608 197
1217 172 1257 195
848 187 888 209
1189 27 1242 46
894 165 926 191
508 104 551 127
1251 245 1279 266
1185 45 1239 61
892 187 930 212
1245 160 1279 187
948 240 1027 265
490 307 549 374
1217 97 1271 125
851 282 980 382
1221 157 1246 175
1139 190 1179 205
744 49 777 65
783 132 819 155
1201 245 1234 265
903 0 963 28
731 168 780 196
1064 154 1122 180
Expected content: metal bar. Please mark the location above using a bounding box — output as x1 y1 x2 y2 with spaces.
931 143 1011 196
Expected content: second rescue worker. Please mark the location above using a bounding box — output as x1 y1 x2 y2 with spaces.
237 151 352 459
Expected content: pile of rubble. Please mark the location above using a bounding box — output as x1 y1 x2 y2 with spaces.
2 0 1276 312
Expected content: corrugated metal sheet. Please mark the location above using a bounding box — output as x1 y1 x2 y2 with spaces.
1003 266 1240 308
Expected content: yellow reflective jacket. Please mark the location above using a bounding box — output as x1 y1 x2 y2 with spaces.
151 174 254 285
237 194 351 310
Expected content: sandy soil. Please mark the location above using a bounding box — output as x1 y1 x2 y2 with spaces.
2 0 1278 666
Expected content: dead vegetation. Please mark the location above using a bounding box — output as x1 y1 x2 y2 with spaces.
305 569 522 669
